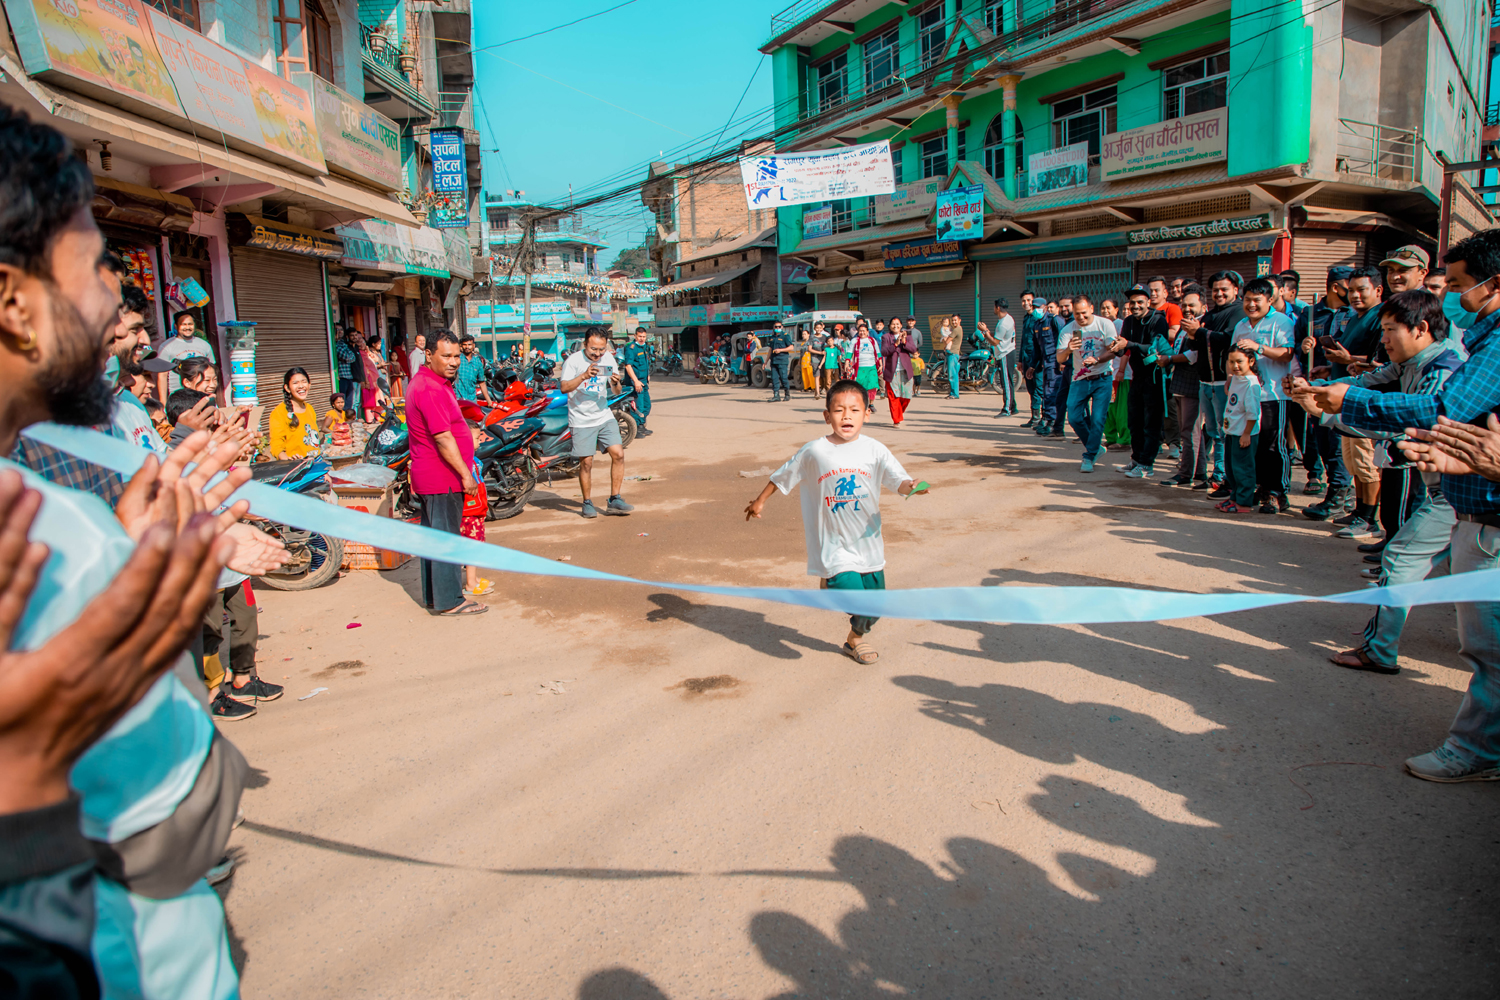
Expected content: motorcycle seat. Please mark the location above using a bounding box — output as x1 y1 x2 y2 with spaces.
249 459 311 482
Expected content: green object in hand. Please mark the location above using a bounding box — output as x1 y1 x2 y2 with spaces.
906 480 929 499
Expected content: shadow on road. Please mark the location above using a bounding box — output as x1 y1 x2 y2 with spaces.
646 593 845 660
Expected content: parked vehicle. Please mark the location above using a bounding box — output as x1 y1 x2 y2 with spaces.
925 349 999 394
696 352 730 385
654 351 683 377
251 456 345 591
362 406 419 518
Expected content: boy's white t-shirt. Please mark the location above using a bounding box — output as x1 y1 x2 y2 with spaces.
560 349 618 428
769 434 911 578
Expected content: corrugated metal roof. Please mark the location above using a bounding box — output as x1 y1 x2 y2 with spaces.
676 226 777 266
653 261 759 296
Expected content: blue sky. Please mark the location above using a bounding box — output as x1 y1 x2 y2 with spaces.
471 0 781 265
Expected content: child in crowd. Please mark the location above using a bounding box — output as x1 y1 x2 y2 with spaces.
745 379 927 665
462 420 492 597
1216 346 1263 513
322 392 352 448
146 396 171 440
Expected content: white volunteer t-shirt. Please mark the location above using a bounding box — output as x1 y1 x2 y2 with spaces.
993 314 1016 354
1060 317 1117 379
769 434 911 578
157 335 215 393
560 349 618 429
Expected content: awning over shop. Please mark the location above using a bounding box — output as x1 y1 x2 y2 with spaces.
1125 231 1283 262
901 266 967 284
336 220 449 277
805 278 847 294
2 73 417 228
654 262 759 296
847 272 899 289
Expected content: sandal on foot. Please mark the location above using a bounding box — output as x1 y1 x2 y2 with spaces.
1328 648 1399 675
843 640 879 664
438 600 489 617
1214 500 1243 513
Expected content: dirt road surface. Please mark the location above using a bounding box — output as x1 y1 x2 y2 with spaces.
224 378 1499 998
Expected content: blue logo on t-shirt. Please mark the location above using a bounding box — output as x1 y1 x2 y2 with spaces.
829 474 861 512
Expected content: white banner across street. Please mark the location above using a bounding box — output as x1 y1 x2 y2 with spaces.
739 141 896 210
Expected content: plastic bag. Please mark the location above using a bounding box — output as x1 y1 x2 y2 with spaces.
327 462 397 488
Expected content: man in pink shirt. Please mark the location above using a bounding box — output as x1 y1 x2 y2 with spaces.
405 331 486 615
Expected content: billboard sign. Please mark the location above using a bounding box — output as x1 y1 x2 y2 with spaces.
873 176 942 223
1026 142 1090 195
1101 108 1227 181
802 205 833 238
882 239 965 270
297 73 402 191
739 141 896 209
428 128 470 229
935 184 983 241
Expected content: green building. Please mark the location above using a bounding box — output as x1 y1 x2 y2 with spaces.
761 0 1493 333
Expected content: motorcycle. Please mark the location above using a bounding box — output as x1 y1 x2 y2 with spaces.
696 352 730 385
362 406 420 519
654 351 683 377
250 456 346 592
926 349 999 394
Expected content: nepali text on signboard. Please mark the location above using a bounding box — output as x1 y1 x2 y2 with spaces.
1126 214 1272 245
335 219 450 277
882 239 965 270
873 176 942 224
739 141 895 210
802 205 833 239
1101 107 1227 181
1125 231 1281 263
296 73 401 191
428 129 470 230
1026 142 1090 195
242 218 344 259
935 184 984 241
731 306 785 323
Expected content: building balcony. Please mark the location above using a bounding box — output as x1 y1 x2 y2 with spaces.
437 91 480 144
360 23 435 122
1334 119 1423 184
766 0 1139 55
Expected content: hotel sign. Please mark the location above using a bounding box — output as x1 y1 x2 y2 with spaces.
1101 108 1227 181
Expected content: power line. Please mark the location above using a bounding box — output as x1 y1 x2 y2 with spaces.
473 0 643 51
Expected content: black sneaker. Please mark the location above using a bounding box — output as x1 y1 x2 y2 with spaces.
1331 510 1361 527
1357 540 1387 554
1258 498 1278 514
1159 475 1192 487
1189 479 1211 491
1364 553 1383 564
1275 493 1292 514
1208 484 1231 500
211 692 257 721
230 676 284 702
1303 500 1336 521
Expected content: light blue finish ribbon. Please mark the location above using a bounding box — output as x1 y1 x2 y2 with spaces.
22 424 1500 625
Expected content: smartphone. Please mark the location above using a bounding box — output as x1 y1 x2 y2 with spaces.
1317 335 1336 349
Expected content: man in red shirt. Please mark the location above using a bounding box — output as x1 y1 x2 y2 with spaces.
405 330 486 616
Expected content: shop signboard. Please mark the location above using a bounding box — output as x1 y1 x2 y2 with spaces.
873 176 942 224
655 305 688 326
935 184 983 241
296 73 402 191
882 238 965 270
739 140 896 209
1101 107 1227 181
441 229 474 281
802 205 833 238
335 220 450 277
1026 143 1090 195
781 262 811 283
1125 231 1281 263
239 216 343 259
429 129 470 229
705 302 733 325
1127 214 1271 244
731 305 784 323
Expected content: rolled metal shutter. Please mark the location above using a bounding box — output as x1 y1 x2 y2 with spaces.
913 274 975 363
855 282 909 325
1026 253 1131 309
980 259 1026 311
231 248 333 425
1291 230 1363 301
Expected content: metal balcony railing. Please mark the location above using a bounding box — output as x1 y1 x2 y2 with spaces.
360 23 412 78
1335 119 1420 183
437 91 474 129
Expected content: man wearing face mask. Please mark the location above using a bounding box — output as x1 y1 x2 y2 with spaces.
1297 228 1500 783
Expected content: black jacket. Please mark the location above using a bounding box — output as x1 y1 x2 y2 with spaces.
1191 299 1246 383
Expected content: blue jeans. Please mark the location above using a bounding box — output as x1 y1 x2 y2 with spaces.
1444 522 1500 765
1066 375 1112 458
1362 488 1455 668
946 351 961 397
1198 382 1227 478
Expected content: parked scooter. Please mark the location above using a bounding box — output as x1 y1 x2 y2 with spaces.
250 456 345 591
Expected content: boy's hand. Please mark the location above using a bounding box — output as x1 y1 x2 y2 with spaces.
900 480 929 497
744 497 766 520
1239 432 1252 448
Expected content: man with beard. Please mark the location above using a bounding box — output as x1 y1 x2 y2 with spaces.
0 103 265 998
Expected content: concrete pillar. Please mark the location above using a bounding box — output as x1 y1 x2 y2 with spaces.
944 92 964 174
998 74 1022 200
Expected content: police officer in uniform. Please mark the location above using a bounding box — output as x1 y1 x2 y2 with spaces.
768 319 794 401
620 325 654 437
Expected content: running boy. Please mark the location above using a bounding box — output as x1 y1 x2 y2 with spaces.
744 379 928 664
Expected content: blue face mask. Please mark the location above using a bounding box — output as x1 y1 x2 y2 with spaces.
1032 308 1044 319
104 355 120 381
1443 292 1478 331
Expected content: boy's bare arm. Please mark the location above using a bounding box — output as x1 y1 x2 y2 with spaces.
745 481 778 520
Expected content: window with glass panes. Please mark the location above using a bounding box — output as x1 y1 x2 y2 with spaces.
983 0 1006 35
305 0 334 83
919 131 965 178
1162 50 1229 120
917 7 946 69
143 0 199 30
815 52 848 112
982 114 1022 180
864 27 900 93
273 0 308 78
1051 84 1116 157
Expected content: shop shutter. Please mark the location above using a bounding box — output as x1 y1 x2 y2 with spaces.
1134 251 1269 294
855 282 909 325
913 274 976 362
816 291 847 311
979 259 1027 314
1291 230 1363 300
231 247 332 425
1026 253 1131 309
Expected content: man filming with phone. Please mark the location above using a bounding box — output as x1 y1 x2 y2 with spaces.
560 329 634 518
